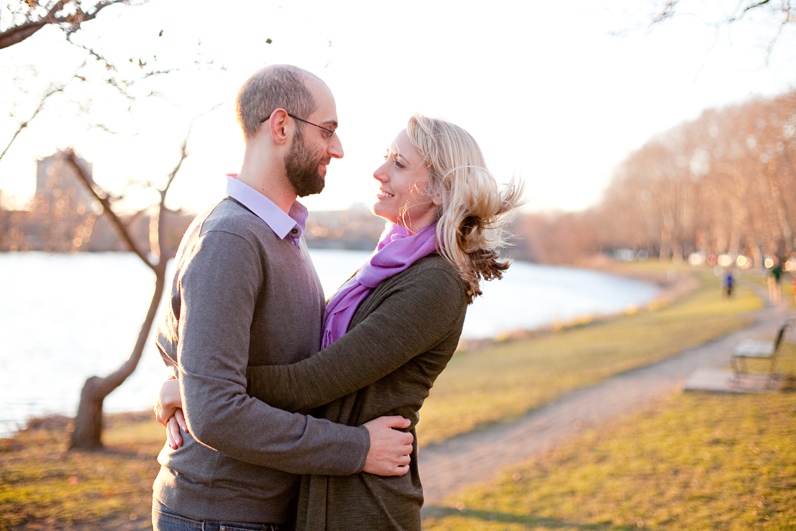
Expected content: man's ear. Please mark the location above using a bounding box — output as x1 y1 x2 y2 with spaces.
268 109 291 145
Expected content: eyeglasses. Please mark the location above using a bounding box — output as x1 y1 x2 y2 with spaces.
261 112 336 140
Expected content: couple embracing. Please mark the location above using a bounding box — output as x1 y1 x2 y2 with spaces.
151 64 523 531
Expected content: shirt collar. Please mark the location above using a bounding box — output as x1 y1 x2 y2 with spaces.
225 174 307 240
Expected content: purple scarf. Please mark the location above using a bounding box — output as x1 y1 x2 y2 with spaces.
321 222 438 349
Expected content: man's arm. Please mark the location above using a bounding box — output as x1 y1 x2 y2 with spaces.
245 266 467 411
157 378 413 475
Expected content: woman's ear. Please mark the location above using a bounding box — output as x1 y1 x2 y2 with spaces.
431 191 443 206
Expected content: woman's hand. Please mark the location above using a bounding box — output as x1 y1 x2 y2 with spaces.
153 377 188 448
154 378 182 425
165 409 187 449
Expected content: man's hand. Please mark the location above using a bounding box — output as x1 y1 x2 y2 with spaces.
362 416 414 476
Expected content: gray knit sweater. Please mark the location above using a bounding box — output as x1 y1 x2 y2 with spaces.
153 198 370 524
246 254 469 530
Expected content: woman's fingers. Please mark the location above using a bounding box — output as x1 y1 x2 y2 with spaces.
166 415 183 448
154 378 181 426
174 408 188 433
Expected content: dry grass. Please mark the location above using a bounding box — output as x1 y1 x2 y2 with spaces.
424 348 796 530
0 413 163 531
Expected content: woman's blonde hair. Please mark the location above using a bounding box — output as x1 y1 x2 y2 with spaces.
406 113 524 302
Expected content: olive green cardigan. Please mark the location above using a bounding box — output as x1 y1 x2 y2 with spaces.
246 254 468 531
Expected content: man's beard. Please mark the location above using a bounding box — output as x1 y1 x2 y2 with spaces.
285 130 326 197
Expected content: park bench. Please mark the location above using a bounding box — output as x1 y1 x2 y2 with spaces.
731 316 793 386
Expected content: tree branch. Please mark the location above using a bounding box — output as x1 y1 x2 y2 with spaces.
652 0 681 23
64 37 179 99
0 0 134 50
0 0 65 49
0 84 65 163
731 0 773 22
63 148 155 270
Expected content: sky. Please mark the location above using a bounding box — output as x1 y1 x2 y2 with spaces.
1 0 795 215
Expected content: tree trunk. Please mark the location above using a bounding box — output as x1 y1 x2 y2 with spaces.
69 266 167 449
63 138 182 450
750 243 764 269
763 158 793 256
70 376 107 449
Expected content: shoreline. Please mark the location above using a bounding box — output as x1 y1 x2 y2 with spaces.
459 258 698 352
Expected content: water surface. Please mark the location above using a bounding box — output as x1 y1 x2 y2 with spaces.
0 251 659 436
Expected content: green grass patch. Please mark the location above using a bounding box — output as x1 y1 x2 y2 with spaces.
0 413 164 530
423 353 796 530
417 265 764 446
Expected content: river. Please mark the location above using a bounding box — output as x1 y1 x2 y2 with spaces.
0 251 660 437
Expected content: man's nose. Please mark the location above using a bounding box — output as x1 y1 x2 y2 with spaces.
329 134 344 159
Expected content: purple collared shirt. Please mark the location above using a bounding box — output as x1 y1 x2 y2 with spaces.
225 174 308 249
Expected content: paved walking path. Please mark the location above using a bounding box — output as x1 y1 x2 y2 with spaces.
419 295 792 512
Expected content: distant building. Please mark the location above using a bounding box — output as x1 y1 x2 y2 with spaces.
305 209 385 250
35 150 93 207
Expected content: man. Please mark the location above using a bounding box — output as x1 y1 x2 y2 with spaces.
152 65 413 530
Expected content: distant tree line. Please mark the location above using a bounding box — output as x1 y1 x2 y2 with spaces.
6 88 796 266
0 198 387 254
518 89 796 266
0 192 386 256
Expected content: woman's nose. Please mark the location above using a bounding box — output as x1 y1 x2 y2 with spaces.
373 162 389 182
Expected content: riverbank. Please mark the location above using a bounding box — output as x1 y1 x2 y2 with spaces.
458 257 696 352
1 261 792 530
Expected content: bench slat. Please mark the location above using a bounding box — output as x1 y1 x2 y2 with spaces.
733 339 775 358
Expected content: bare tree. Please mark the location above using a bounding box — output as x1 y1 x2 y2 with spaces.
0 0 195 165
651 0 795 28
519 89 796 265
65 139 186 449
647 0 796 59
0 0 141 49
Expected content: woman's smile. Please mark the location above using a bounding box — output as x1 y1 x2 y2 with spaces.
371 129 437 231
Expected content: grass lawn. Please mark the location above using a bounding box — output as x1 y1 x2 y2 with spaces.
423 344 796 530
0 413 163 530
417 263 766 445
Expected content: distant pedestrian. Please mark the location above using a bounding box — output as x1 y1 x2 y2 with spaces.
768 257 783 305
723 269 734 298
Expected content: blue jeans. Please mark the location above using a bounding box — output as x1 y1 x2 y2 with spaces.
152 499 285 531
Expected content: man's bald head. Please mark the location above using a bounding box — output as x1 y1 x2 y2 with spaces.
235 64 329 141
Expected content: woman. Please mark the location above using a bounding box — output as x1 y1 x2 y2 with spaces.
158 113 523 530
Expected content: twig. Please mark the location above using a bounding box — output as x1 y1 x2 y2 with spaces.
0 85 64 162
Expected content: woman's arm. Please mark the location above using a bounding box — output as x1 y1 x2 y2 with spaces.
246 264 466 411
